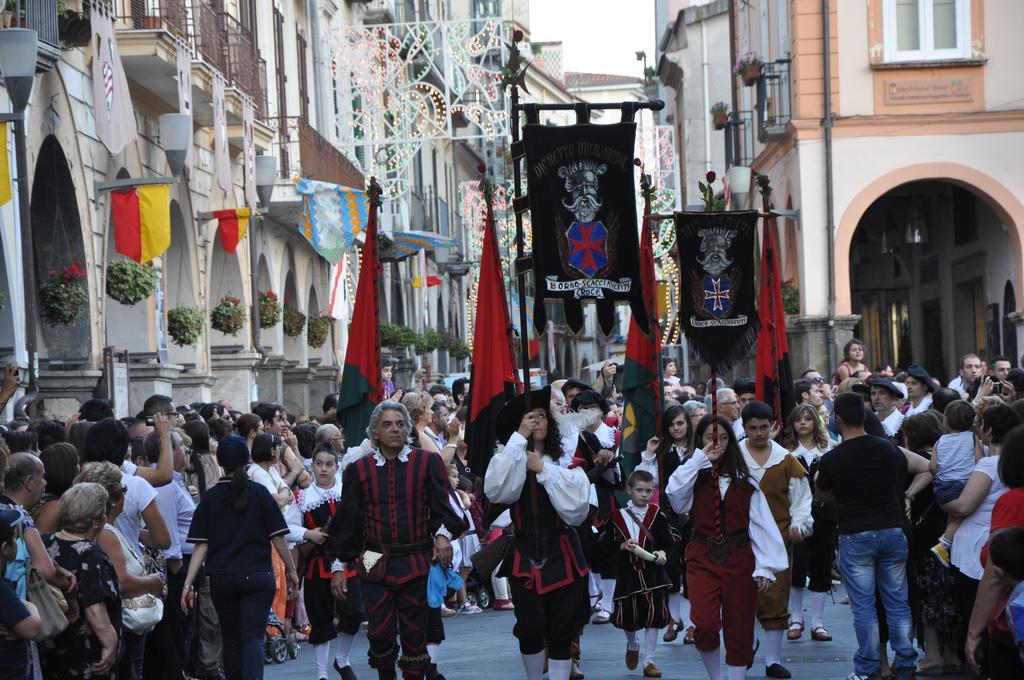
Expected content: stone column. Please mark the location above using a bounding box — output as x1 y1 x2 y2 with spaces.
210 351 261 411
786 314 861 376
173 370 217 406
256 355 288 405
309 360 340 413
37 369 104 421
283 365 316 417
1007 312 1024 366
128 363 185 415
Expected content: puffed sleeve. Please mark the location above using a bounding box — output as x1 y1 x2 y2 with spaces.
427 451 468 540
484 432 529 505
651 507 679 548
283 500 307 544
635 452 660 488
749 485 789 580
325 461 365 563
665 449 712 515
535 460 591 527
786 456 814 537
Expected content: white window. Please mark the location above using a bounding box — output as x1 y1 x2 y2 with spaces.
882 0 971 62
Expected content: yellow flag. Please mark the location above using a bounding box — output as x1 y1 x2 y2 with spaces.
0 123 10 206
236 207 251 243
138 184 171 263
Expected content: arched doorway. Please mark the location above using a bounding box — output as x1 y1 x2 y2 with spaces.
209 229 247 348
848 180 1014 382
165 201 198 365
282 260 302 361
256 254 280 354
32 136 91 363
1004 282 1018 366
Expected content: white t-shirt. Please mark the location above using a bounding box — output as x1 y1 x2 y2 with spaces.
115 464 158 560
950 455 1007 580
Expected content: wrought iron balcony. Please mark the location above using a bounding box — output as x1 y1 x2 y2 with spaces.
3 0 59 72
113 0 188 41
190 0 226 73
724 110 755 170
222 11 267 117
275 116 364 188
756 58 791 142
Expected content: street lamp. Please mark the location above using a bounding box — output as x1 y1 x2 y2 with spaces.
0 28 39 417
725 165 752 210
250 154 277 372
255 155 277 208
158 113 191 178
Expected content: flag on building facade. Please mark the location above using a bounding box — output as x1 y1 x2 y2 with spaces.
111 185 171 263
91 4 138 155
295 179 368 263
755 179 795 420
337 180 383 445
328 256 350 321
213 208 251 254
466 178 521 476
213 71 231 193
175 38 193 170
0 123 10 206
243 98 257 211
620 174 661 477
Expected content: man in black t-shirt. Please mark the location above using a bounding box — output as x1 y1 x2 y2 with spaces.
815 393 917 680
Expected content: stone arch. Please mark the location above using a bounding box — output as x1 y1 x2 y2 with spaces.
165 200 199 364
32 136 91 363
282 250 304 361
209 227 248 348
836 163 1024 316
255 253 281 353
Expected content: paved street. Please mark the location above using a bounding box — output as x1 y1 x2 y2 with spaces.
264 585 973 680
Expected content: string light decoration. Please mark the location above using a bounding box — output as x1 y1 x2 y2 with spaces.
330 19 510 198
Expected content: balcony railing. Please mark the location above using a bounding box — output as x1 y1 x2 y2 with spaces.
756 58 791 142
723 110 755 169
190 0 226 74
3 0 59 71
222 11 267 117
275 116 364 188
114 0 188 41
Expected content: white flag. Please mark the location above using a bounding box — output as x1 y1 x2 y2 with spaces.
328 256 349 321
213 71 230 193
90 4 137 154
176 39 193 169
243 98 257 210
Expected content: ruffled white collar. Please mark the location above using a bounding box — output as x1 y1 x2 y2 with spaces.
297 480 343 512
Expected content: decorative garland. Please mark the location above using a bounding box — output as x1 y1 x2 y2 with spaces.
167 306 203 346
307 313 332 348
259 290 282 329
39 261 87 326
283 306 306 337
106 259 157 306
210 296 246 335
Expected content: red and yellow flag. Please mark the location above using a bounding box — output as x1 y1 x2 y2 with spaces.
111 185 171 263
213 208 251 254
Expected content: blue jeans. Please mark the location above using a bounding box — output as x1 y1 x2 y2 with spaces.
209 571 276 680
838 528 918 675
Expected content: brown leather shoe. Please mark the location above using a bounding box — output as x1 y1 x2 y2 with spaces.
625 646 639 670
810 626 832 641
643 662 662 678
787 621 804 640
662 620 679 642
570 660 584 679
683 626 695 644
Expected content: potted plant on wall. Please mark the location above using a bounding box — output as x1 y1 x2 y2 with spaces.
414 329 442 356
710 101 730 130
781 279 800 315
380 323 416 352
58 0 92 48
307 313 332 348
283 305 306 338
39 261 88 325
106 259 158 306
735 52 764 86
449 340 471 361
258 290 282 329
210 295 246 335
167 306 203 346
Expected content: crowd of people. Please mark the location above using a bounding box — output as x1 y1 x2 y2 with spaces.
0 339 1022 680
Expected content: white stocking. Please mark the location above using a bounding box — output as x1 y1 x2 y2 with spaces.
763 629 783 666
491 573 510 600
426 643 440 664
599 578 617 612
810 590 828 631
313 641 330 678
680 594 692 627
521 652 545 680
668 592 682 621
548 658 571 680
643 627 659 666
625 629 639 648
788 586 805 624
699 648 722 680
726 664 748 679
335 632 354 668
588 571 601 600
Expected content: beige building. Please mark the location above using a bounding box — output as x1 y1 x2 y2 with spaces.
658 0 1024 381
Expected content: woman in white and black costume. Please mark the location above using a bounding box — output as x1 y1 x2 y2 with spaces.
484 386 593 680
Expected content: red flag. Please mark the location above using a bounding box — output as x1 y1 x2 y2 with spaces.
213 208 251 254
466 178 521 475
755 182 795 420
111 185 171 263
337 179 383 442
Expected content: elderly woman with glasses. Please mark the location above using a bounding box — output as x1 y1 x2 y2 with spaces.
40 481 123 679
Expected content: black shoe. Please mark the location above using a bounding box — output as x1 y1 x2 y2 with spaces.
334 660 358 680
766 663 792 679
376 669 396 680
747 638 760 670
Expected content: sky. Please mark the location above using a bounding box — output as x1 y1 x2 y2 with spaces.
527 0 657 78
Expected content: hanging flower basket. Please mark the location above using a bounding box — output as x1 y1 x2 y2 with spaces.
307 313 332 348
414 329 443 356
167 306 203 346
39 261 88 326
380 323 416 349
710 101 730 130
735 52 764 86
210 295 246 335
258 290 282 329
781 280 800 315
449 340 471 361
106 259 158 306
283 306 306 337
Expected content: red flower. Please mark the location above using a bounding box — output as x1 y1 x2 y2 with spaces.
706 171 716 184
477 163 487 174
512 29 524 42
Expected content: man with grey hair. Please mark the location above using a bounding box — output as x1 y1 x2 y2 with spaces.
709 388 745 441
326 401 467 680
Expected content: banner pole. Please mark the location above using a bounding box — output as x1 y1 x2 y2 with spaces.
711 367 719 449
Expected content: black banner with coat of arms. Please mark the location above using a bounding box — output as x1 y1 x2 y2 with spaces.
675 211 760 373
522 122 647 336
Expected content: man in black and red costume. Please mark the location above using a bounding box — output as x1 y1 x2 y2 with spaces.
326 401 467 680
